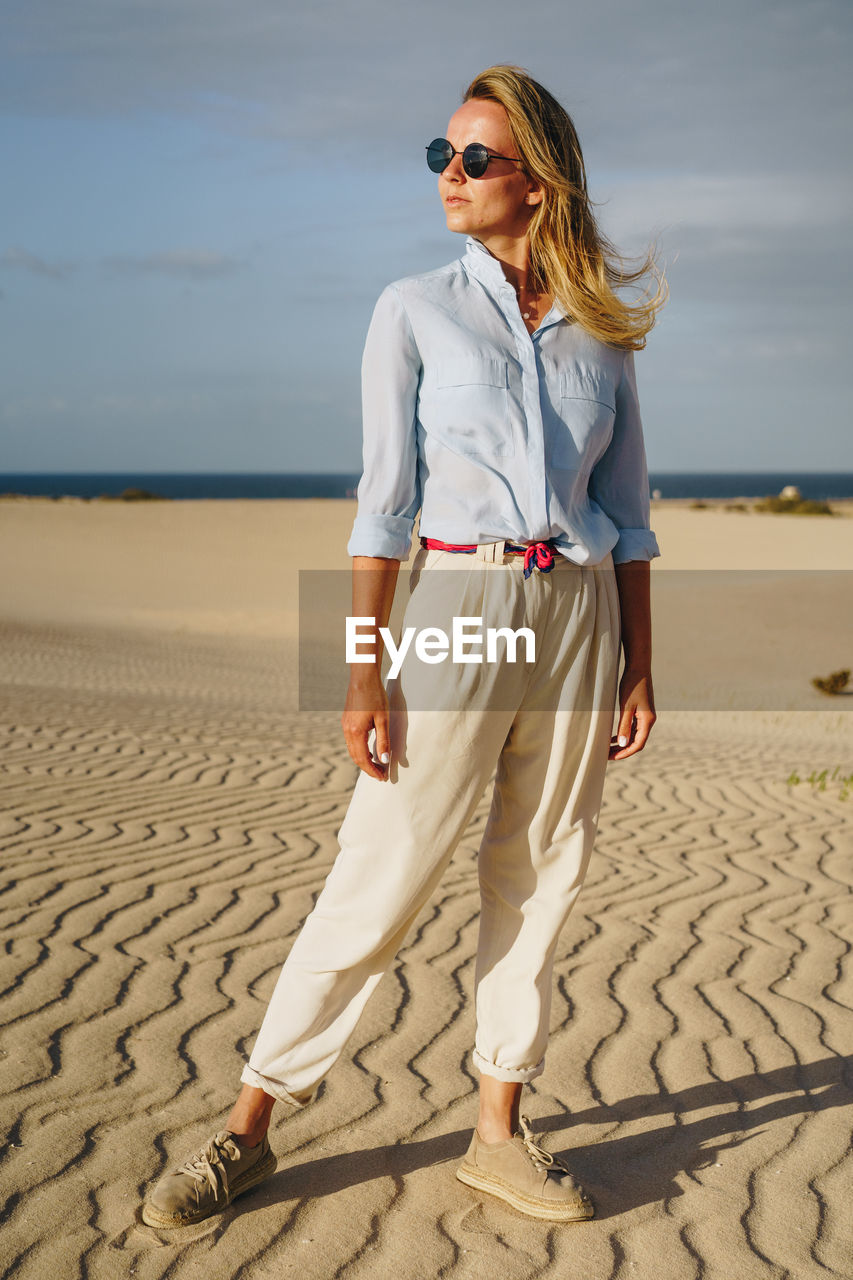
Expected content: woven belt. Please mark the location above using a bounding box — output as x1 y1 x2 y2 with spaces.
421 536 557 579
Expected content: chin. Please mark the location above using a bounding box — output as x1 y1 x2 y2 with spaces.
445 210 474 233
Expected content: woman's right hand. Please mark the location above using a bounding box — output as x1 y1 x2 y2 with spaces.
341 671 391 780
344 553 401 779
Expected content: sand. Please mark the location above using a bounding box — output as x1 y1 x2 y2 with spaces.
1 497 851 1279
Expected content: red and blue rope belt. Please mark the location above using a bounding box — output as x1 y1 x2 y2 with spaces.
421 536 557 579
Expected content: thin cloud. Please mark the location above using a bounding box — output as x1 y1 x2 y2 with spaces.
102 249 245 279
1 246 70 279
596 172 853 245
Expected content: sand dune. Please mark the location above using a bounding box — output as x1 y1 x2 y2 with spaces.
1 500 851 1278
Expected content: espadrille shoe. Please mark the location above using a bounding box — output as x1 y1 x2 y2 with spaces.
456 1115 594 1222
142 1130 276 1228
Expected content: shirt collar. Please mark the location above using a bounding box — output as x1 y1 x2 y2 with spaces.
462 235 509 291
462 235 568 327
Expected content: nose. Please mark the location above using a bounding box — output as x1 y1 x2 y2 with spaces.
440 151 466 183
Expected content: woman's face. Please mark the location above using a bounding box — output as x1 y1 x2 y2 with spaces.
438 99 542 243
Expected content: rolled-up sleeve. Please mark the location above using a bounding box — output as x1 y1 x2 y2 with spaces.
346 284 423 561
588 349 661 563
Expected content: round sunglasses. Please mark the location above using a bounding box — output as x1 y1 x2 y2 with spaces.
426 137 522 179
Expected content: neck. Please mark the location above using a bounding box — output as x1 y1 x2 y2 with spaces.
475 232 535 293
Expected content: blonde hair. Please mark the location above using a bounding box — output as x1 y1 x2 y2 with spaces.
464 65 667 350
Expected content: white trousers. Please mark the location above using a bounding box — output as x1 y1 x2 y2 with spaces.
241 543 621 1107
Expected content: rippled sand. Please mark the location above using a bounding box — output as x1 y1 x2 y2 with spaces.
1 498 851 1279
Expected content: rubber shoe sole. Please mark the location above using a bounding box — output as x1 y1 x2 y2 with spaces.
141 1146 277 1228
456 1160 595 1222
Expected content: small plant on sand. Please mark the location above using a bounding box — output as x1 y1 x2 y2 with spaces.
785 765 852 800
753 494 834 515
119 487 165 501
811 669 851 696
96 487 166 501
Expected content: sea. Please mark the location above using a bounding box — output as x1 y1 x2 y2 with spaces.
2 472 852 501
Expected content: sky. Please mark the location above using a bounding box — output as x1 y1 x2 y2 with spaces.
1 0 851 474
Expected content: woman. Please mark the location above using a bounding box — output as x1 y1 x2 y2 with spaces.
142 64 665 1229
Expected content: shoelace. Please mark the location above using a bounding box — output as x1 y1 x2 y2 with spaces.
177 1132 242 1202
518 1115 571 1175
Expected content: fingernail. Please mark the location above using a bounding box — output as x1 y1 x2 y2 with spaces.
617 735 628 747
380 752 389 764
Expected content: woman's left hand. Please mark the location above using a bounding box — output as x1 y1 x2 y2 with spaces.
609 664 657 760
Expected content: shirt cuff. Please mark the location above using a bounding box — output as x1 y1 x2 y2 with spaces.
346 513 415 561
610 528 661 563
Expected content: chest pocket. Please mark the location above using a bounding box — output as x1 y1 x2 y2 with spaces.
420 356 514 458
550 370 616 470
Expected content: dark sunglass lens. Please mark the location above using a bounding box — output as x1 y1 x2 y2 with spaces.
426 139 453 173
462 144 490 178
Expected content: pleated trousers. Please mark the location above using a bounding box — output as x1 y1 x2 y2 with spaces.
241 542 621 1107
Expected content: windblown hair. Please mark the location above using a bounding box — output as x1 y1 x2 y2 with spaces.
464 65 667 350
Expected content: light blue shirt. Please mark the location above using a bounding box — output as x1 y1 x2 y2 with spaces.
347 234 661 566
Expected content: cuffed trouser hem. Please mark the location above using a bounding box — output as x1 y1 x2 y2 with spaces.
472 1049 545 1084
240 1064 318 1109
